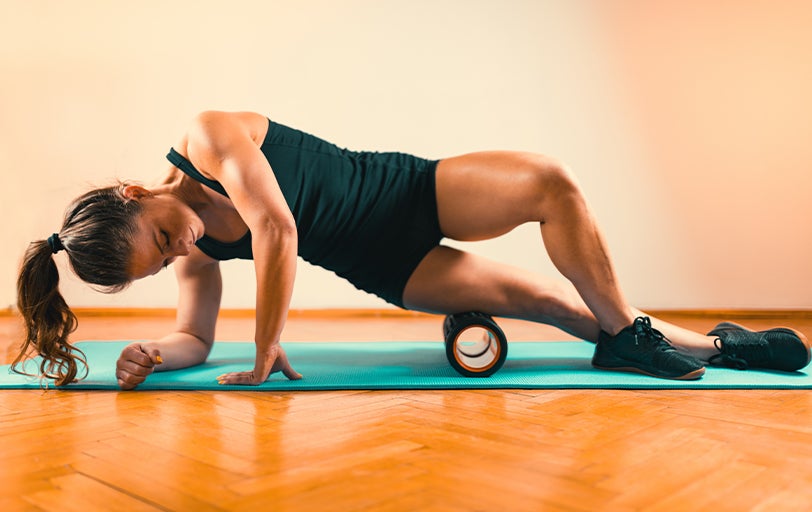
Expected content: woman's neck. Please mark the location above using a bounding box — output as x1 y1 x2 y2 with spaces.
152 167 212 214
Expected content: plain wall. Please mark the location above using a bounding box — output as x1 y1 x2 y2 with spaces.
1 0 810 311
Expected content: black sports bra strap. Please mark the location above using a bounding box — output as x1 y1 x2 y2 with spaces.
166 148 230 197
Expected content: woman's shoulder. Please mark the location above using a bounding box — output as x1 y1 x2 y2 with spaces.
174 111 270 175
188 111 268 146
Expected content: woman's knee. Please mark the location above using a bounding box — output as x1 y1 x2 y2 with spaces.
520 154 584 219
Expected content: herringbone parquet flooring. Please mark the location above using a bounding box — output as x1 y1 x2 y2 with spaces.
1 311 811 511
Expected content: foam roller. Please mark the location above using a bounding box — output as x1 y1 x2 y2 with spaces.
442 312 508 377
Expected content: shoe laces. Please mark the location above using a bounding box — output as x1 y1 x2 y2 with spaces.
709 336 769 370
633 317 675 352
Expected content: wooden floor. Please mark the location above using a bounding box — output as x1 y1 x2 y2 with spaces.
2 311 812 511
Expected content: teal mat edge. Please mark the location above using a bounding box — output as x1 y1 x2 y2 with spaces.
2 340 810 390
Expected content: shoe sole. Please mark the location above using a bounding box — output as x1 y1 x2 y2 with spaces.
592 364 706 381
709 321 812 370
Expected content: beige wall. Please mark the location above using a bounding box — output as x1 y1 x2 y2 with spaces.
1 0 810 311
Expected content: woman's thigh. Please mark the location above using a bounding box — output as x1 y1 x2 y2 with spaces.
402 245 591 325
435 151 576 241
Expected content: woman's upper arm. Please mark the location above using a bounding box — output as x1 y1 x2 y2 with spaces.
174 251 222 346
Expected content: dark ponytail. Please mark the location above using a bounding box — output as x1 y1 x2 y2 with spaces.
13 240 84 386
13 183 143 386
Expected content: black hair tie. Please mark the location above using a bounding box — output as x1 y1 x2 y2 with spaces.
47 233 65 254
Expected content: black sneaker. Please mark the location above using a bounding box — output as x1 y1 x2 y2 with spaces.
592 317 706 380
707 321 811 371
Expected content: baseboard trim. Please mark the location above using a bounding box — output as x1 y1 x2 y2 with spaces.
2 307 811 320
641 309 812 320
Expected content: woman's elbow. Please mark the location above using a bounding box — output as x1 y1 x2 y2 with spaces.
256 214 297 240
258 212 296 237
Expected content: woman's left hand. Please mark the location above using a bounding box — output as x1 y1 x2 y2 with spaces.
216 343 302 385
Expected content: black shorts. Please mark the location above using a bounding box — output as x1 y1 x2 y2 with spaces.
330 159 442 307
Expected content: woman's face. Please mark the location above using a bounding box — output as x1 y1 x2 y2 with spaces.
126 187 205 280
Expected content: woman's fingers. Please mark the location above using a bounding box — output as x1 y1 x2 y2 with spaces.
217 346 303 385
116 363 153 389
273 349 302 380
115 343 161 390
216 371 260 385
144 346 163 366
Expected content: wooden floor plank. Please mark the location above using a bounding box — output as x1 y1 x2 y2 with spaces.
23 473 162 512
645 460 766 512
228 439 424 496
69 454 226 512
0 496 44 512
0 466 76 501
79 439 244 504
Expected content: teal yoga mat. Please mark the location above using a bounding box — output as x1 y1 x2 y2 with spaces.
2 341 810 390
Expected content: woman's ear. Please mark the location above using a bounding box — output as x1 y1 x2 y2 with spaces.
121 185 153 201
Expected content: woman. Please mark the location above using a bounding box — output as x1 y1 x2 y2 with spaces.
15 111 810 389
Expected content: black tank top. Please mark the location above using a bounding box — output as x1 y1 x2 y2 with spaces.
166 147 253 259
166 119 438 279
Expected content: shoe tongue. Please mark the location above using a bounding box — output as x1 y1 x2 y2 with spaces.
633 317 661 339
722 330 768 347
633 318 649 337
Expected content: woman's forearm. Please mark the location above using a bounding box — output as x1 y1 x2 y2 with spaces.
143 331 213 371
252 226 298 354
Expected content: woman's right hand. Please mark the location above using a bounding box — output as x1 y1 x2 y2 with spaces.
216 342 302 386
116 342 163 390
